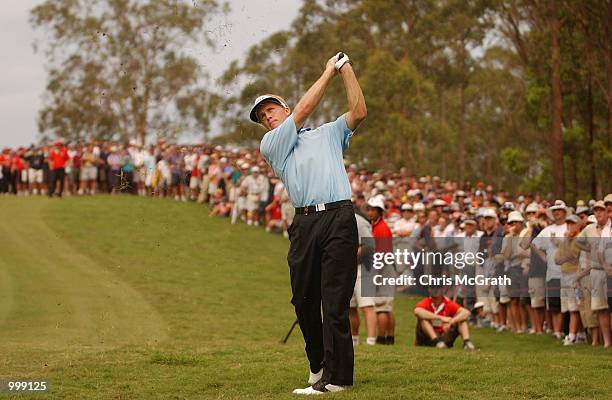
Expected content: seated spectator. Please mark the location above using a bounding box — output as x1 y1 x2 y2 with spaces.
413 286 475 350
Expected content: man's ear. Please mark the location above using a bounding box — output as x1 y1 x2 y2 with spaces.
284 107 291 115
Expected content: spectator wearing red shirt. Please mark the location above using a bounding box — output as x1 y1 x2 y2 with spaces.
265 195 284 233
0 148 11 193
48 140 69 197
366 195 396 345
414 286 475 350
9 149 25 194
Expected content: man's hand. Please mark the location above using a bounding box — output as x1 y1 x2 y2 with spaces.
325 56 338 75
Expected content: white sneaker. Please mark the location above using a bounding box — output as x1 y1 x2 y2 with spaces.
436 341 448 349
553 332 564 340
563 336 576 346
293 383 344 395
308 369 323 385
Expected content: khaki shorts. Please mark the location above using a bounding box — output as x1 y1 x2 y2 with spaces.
350 268 376 308
245 194 260 212
528 277 546 308
28 168 44 184
80 166 97 181
374 297 394 313
579 275 598 328
560 272 579 313
482 285 499 314
590 269 609 311
133 167 145 183
189 176 201 190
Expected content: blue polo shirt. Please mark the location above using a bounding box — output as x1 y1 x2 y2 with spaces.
260 114 353 208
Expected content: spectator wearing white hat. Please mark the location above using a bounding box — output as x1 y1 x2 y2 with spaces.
575 200 611 347
519 203 546 333
531 200 568 340
394 203 416 237
366 196 396 345
478 208 505 330
555 214 586 345
455 218 483 316
502 211 530 333
349 208 377 346
240 166 266 226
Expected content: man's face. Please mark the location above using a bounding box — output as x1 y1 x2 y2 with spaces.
367 206 381 221
464 223 476 235
606 203 612 219
484 216 496 231
594 208 607 225
428 210 438 224
258 101 290 130
552 209 565 224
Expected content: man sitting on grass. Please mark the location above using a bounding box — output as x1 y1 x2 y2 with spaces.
414 286 475 350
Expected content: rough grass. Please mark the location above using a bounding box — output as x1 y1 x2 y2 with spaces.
0 196 610 399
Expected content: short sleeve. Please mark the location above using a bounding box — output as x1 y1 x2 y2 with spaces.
259 115 298 174
415 298 430 310
446 300 461 316
327 114 354 151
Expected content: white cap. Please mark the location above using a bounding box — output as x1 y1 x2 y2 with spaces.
401 203 413 211
367 195 385 210
525 203 539 213
549 200 567 212
502 202 515 210
481 208 497 219
507 211 524 223
576 205 589 215
432 199 446 207
249 94 289 123
251 166 260 173
413 202 425 212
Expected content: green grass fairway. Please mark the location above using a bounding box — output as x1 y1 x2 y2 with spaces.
0 196 610 399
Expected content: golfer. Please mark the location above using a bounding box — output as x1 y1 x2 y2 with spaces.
252 52 366 395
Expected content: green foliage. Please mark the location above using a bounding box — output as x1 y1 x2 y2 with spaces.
31 0 223 144
216 0 611 197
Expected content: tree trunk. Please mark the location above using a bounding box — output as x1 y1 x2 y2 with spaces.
587 73 597 198
458 84 466 186
549 0 565 199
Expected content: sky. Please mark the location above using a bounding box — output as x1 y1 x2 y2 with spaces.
0 0 301 147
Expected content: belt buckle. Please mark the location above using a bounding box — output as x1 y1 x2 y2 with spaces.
315 203 326 212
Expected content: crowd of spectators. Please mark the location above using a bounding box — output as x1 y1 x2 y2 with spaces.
1 139 610 349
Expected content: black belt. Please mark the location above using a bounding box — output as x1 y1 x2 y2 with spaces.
295 200 352 215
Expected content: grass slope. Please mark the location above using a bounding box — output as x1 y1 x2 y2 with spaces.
0 196 610 399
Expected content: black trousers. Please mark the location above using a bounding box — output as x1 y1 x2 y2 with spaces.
287 203 358 386
48 168 65 197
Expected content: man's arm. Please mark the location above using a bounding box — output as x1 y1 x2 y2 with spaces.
449 307 471 325
339 64 367 130
292 57 337 129
414 307 451 322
